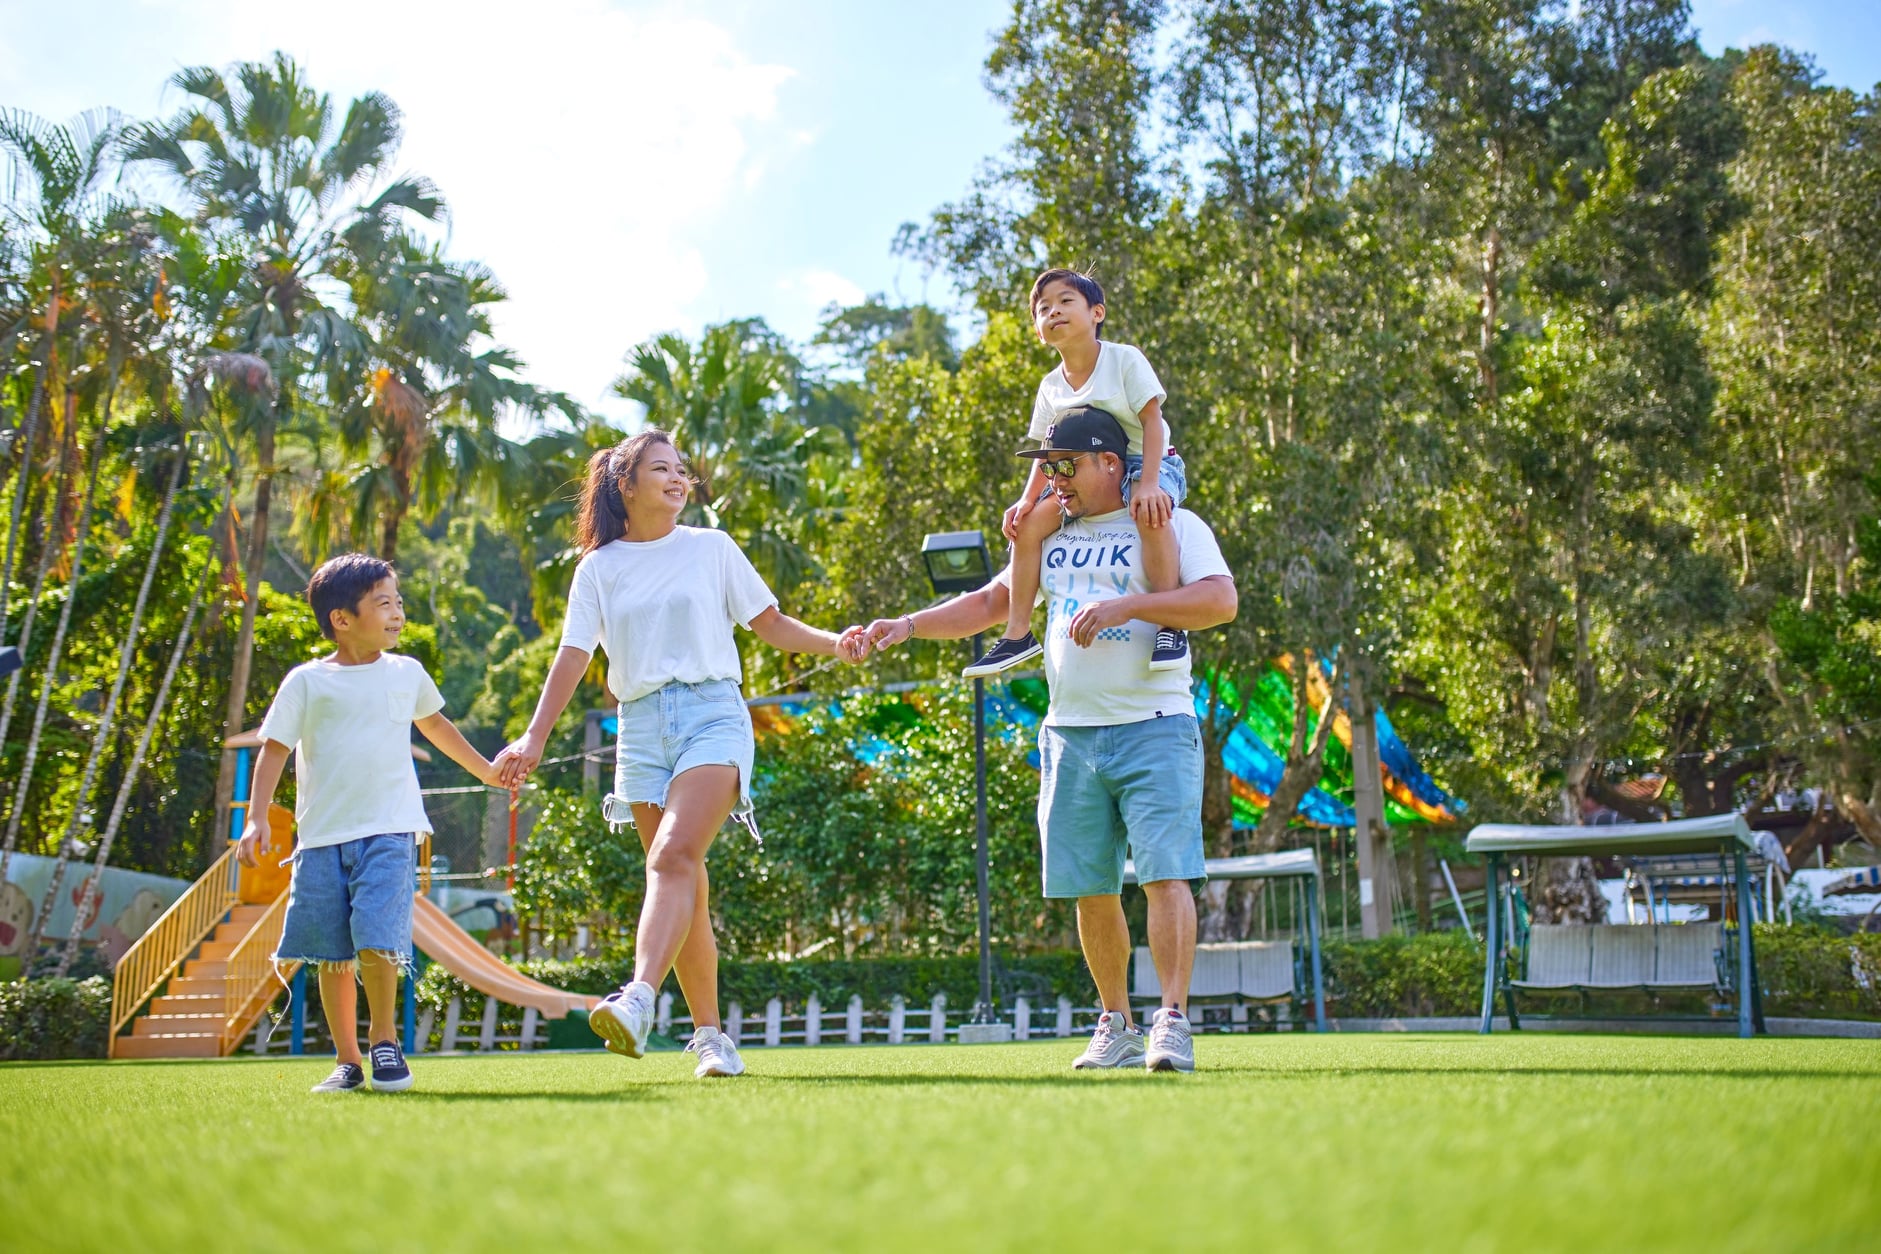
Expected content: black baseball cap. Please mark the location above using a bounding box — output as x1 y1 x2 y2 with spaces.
1018 406 1128 459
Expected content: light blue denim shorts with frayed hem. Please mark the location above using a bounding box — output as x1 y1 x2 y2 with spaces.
604 678 758 840
1033 451 1187 509
276 833 416 964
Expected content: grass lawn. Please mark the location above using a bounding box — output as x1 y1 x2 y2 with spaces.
3 1034 1875 1252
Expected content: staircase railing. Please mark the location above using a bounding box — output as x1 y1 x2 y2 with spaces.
109 844 239 1056
221 891 297 1055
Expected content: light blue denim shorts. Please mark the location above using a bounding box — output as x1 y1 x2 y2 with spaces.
1125 451 1187 509
1034 451 1186 509
606 678 758 837
1036 714 1205 898
277 833 416 964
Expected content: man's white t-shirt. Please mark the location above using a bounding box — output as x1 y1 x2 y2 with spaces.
559 526 779 704
256 652 445 849
1002 507 1233 728
1027 341 1168 457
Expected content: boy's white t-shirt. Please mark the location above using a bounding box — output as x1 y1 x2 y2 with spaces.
1027 341 1168 457
1000 507 1233 728
256 652 445 849
559 526 779 705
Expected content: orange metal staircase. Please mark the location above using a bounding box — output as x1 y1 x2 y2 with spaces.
109 804 298 1060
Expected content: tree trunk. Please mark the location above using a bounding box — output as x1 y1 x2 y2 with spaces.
212 409 276 864
56 503 216 975
9 418 108 965
1349 655 1397 937
31 439 184 964
0 300 54 634
0 418 73 890
1251 651 1343 851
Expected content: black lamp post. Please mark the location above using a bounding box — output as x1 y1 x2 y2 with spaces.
920 530 1003 1035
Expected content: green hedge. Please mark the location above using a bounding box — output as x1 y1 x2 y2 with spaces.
0 978 112 1061
1321 931 1484 1017
1756 925 1881 1020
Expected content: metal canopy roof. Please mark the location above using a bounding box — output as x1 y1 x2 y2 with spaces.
1124 847 1320 884
1464 813 1756 858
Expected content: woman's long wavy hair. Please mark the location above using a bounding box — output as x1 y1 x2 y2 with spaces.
574 428 684 553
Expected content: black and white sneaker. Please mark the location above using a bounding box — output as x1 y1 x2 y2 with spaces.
310 1062 365 1093
1147 629 1189 671
964 632 1041 678
369 1040 413 1092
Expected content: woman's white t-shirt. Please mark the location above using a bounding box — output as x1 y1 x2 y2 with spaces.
559 527 779 704
256 652 444 848
1027 341 1168 456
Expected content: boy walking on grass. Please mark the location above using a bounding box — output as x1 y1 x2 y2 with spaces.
238 553 501 1093
965 268 1190 678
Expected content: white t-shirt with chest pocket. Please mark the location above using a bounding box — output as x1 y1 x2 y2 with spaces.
256 652 445 849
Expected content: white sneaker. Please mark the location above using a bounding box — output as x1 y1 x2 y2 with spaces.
589 980 656 1059
1145 1007 1194 1072
685 1025 746 1077
1072 1010 1146 1069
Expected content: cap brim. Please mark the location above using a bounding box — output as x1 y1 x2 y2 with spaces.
1016 446 1075 458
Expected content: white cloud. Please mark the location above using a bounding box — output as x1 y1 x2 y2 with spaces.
4 0 801 423
773 267 867 338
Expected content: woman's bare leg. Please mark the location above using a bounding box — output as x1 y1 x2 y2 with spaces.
631 798 722 1029
628 765 737 1010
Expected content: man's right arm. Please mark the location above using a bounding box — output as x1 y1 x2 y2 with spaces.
861 573 1013 652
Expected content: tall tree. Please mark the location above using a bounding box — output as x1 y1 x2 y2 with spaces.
127 53 445 843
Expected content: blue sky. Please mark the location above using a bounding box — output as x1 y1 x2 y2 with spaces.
4 2 1875 422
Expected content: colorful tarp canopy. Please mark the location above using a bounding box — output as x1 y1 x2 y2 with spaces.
729 657 1463 831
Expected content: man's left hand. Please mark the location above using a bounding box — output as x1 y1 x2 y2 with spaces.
1068 599 1137 648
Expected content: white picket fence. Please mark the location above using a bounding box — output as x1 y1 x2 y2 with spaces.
415 991 1147 1052
244 988 1303 1056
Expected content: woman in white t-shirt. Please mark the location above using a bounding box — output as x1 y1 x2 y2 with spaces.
495 429 866 1076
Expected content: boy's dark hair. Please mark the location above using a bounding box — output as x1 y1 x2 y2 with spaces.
1029 268 1106 338
307 553 396 640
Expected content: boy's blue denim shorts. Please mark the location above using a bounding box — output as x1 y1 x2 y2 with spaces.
605 678 758 838
1034 452 1186 509
277 834 416 963
1036 714 1206 898
1125 451 1187 509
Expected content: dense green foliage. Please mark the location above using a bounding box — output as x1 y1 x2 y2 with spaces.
7 6 1881 957
0 975 109 1060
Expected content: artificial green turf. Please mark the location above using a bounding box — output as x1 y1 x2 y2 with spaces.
3 1035 1876 1252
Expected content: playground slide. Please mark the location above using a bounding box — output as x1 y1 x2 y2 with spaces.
410 894 599 1019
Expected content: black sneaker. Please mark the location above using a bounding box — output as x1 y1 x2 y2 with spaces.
310 1062 365 1094
369 1040 413 1092
964 632 1041 678
1148 629 1189 671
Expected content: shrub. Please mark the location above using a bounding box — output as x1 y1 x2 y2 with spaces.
1756 924 1881 1020
1322 931 1484 1017
0 977 113 1061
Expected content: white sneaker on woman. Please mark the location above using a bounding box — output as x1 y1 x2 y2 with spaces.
1145 1007 1194 1072
1073 1010 1145 1069
686 1025 746 1077
590 980 657 1059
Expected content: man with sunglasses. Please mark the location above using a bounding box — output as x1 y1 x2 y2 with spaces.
858 406 1237 1072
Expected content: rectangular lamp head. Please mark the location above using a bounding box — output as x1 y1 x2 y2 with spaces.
921 530 994 595
0 646 19 679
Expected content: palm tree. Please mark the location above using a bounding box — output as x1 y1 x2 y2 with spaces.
321 230 573 561
0 109 127 894
126 53 445 838
614 319 844 601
